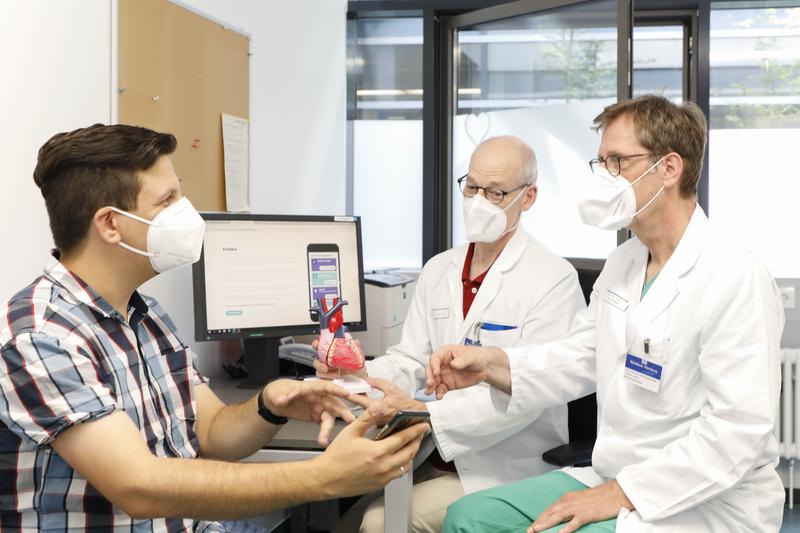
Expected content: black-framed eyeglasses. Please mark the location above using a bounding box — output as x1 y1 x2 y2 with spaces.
457 175 529 205
588 153 655 177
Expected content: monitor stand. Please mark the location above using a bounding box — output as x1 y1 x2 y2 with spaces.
239 337 281 389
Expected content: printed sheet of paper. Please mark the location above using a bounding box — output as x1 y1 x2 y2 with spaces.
221 113 250 212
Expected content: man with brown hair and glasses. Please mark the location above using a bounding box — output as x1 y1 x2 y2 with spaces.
0 124 428 532
429 95 785 532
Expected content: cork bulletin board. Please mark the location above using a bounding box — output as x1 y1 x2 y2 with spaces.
118 0 249 211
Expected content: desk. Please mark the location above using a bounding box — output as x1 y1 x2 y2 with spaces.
210 376 435 533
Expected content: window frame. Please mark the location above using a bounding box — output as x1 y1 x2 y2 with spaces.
347 0 713 263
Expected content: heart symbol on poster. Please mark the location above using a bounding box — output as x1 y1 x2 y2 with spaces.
465 112 492 147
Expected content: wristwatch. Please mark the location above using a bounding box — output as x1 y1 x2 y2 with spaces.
257 387 288 425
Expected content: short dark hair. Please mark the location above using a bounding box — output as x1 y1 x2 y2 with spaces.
33 124 177 255
593 95 707 198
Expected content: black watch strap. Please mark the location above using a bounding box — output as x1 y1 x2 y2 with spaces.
257 387 288 425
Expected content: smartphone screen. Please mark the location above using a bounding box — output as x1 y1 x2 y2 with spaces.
307 244 341 310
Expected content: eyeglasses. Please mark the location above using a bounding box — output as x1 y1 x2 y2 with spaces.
457 175 529 205
588 153 655 177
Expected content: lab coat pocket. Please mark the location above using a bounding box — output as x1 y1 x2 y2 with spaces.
628 339 691 418
477 325 520 349
638 336 673 364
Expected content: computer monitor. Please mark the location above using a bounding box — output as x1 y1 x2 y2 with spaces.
192 213 367 386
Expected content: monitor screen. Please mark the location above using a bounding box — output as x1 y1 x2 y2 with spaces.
193 214 366 342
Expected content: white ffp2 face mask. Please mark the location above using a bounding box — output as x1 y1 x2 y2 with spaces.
110 197 206 273
577 156 666 231
462 186 528 243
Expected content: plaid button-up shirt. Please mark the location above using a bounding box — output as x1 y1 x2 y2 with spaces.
0 255 225 532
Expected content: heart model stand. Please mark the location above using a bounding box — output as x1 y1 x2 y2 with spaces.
310 298 371 394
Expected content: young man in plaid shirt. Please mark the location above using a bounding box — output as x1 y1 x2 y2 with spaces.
0 124 428 531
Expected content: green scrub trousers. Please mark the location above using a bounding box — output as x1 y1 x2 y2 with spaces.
443 471 617 533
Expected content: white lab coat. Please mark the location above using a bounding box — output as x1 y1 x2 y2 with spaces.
492 205 785 531
367 228 586 494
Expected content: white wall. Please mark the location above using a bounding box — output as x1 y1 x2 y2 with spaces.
0 0 113 303
0 0 347 377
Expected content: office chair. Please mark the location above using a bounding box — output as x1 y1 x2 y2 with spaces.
541 259 603 467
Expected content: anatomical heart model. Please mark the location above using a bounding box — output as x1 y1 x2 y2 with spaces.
312 298 365 371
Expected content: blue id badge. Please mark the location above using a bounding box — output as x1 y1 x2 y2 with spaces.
464 337 481 346
624 354 663 393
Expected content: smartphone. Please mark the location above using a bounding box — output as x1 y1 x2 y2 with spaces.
307 244 341 313
373 410 431 440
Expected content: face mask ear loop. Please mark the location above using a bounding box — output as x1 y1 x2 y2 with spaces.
502 185 530 213
496 184 531 238
108 207 157 257
633 185 665 218
108 206 156 226
118 241 157 258
629 156 667 189
630 156 667 218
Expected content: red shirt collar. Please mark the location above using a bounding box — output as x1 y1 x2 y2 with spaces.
462 242 491 284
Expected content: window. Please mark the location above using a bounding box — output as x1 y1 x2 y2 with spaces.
708 5 800 277
449 0 622 259
350 18 424 269
633 24 685 101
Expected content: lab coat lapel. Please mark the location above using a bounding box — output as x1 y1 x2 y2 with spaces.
620 241 648 351
626 204 711 348
448 246 469 341
455 230 528 343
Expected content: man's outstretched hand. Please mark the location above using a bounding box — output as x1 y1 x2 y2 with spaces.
425 344 511 398
347 377 427 426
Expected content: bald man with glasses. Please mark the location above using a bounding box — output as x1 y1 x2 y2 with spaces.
324 136 586 533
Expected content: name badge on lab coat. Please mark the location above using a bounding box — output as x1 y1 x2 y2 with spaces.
624 354 663 393
604 289 629 311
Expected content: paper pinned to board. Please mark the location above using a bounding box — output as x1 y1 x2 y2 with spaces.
221 113 250 212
